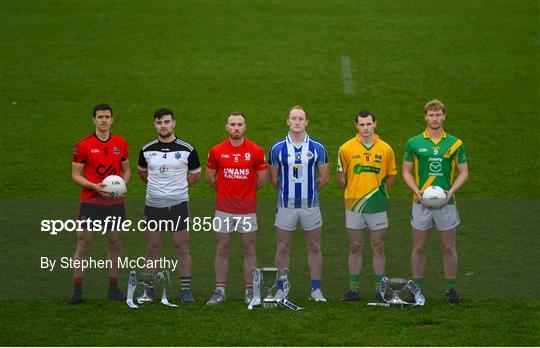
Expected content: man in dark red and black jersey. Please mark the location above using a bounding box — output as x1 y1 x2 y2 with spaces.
70 103 131 304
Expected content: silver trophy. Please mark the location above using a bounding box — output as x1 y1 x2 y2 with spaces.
367 277 425 308
248 267 302 311
126 270 178 309
136 272 155 303
259 267 280 308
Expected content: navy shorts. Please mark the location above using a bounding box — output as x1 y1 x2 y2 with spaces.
144 201 189 232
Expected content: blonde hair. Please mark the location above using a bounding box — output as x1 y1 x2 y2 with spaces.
288 105 308 120
424 99 445 113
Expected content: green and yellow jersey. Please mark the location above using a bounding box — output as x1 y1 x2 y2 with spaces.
403 129 467 204
337 134 397 213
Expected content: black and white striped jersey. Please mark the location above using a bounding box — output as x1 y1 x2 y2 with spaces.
138 137 201 208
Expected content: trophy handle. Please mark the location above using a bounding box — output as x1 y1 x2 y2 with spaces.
126 271 139 309
248 268 262 310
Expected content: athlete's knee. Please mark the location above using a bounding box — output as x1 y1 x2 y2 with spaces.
216 243 230 259
76 237 92 254
242 241 256 258
412 239 428 254
146 239 162 253
441 243 456 256
349 240 363 255
276 239 291 254
371 240 385 256
307 241 321 254
172 239 189 254
275 247 290 267
108 236 122 252
244 247 256 260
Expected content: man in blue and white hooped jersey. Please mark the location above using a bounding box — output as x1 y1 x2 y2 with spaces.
268 105 330 302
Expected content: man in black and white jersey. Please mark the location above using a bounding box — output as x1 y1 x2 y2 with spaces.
137 108 201 303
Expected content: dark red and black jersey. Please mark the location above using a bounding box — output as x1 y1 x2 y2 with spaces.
73 133 128 205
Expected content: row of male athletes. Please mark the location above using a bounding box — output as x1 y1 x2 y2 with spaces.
69 100 468 305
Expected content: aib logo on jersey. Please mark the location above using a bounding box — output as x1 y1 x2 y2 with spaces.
96 165 116 177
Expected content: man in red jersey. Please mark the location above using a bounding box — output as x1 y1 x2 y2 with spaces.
70 103 131 304
205 112 267 305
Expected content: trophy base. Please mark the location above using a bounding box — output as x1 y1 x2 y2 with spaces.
262 300 278 308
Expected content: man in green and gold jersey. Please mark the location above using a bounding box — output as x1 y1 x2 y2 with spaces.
337 111 397 302
402 99 468 304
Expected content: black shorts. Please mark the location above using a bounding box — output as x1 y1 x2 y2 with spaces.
77 202 126 231
144 201 189 232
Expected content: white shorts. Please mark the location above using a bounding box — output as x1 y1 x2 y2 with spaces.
274 207 322 231
411 203 460 231
346 210 388 230
214 210 258 234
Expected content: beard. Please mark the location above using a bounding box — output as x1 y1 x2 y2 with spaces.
159 130 173 138
229 131 243 139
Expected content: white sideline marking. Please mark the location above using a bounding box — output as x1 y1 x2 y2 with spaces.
341 55 355 95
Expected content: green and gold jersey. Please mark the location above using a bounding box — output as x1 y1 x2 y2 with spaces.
338 134 397 213
403 129 467 204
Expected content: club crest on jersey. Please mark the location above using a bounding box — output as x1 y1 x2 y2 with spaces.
113 146 120 155
175 152 181 159
159 165 169 173
375 154 382 163
307 151 314 159
245 152 251 161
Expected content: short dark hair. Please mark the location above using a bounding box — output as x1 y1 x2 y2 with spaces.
227 112 246 122
154 108 175 120
356 110 376 123
288 105 308 120
93 103 112 118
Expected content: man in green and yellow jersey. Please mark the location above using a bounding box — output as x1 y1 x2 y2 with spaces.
337 111 396 302
402 99 468 304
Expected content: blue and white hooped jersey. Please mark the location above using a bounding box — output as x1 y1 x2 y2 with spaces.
269 133 328 208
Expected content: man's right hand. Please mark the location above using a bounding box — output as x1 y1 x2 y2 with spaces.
95 183 113 199
416 190 426 207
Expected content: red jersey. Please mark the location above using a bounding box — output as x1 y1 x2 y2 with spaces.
207 138 267 214
73 133 129 205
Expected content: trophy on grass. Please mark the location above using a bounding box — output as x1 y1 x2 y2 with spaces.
126 270 178 309
367 277 425 308
248 267 303 311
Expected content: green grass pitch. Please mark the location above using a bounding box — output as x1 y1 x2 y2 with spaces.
1 0 539 346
